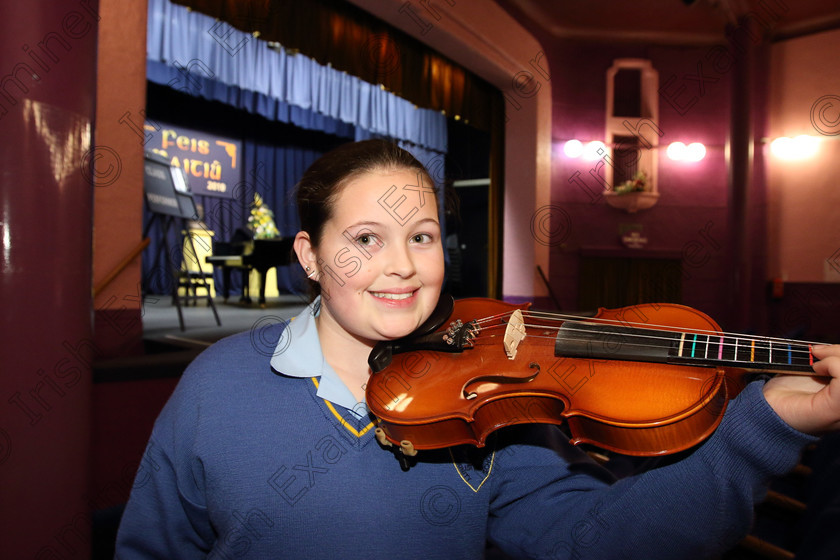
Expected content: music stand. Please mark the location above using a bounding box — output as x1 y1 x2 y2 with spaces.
142 152 221 330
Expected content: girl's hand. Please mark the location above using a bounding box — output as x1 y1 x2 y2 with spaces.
763 344 840 435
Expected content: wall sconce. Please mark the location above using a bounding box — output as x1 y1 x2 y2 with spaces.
582 141 607 160
562 139 607 160
666 142 706 162
564 139 708 162
562 139 583 158
769 135 819 160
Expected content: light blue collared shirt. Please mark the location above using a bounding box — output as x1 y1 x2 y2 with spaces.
269 298 370 419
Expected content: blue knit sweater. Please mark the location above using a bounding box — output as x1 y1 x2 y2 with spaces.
115 315 814 559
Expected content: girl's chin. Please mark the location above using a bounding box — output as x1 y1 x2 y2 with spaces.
372 327 417 342
348 293 442 341
370 318 427 341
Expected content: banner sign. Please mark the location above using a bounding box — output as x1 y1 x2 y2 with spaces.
144 122 242 199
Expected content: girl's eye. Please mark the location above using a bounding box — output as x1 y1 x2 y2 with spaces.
411 233 433 243
356 234 378 246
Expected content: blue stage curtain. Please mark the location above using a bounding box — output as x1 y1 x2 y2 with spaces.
147 0 447 153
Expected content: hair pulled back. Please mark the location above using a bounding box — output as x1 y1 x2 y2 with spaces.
295 139 436 248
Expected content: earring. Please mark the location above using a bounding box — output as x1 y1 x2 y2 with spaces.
305 266 317 279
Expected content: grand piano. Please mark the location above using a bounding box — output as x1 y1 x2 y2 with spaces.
206 236 295 305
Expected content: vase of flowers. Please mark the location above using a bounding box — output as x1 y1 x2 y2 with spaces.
604 171 659 213
613 171 648 194
247 193 280 239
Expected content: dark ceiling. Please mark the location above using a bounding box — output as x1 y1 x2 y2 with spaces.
496 0 840 45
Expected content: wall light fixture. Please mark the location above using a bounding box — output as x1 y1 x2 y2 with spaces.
666 142 706 162
770 135 820 160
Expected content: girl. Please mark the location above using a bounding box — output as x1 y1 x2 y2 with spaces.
116 139 840 559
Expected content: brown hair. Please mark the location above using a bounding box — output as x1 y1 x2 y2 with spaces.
295 139 439 298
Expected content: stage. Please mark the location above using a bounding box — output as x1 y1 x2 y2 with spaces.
141 293 309 350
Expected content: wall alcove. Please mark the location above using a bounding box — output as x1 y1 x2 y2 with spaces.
603 58 661 213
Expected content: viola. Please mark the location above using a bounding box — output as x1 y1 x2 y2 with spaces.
365 296 825 458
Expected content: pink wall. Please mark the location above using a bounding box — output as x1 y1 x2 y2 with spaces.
767 28 840 284
532 28 840 341
545 40 739 322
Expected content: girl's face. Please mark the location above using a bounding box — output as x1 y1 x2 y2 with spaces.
301 168 445 346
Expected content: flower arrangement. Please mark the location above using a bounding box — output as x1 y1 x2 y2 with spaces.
613 171 648 195
247 193 280 239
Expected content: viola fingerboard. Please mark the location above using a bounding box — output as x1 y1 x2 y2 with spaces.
668 333 815 374
554 322 817 374
554 322 676 364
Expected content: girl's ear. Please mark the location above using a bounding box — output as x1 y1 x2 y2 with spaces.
293 231 317 274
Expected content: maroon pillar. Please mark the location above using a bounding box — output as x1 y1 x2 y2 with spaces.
0 0 99 557
726 15 760 332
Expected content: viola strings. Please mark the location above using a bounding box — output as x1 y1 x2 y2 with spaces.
463 310 818 359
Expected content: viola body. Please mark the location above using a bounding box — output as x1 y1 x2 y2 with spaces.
365 297 814 457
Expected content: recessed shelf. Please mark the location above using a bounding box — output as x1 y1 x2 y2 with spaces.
603 191 659 213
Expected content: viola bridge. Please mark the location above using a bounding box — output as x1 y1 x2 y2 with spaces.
503 309 526 359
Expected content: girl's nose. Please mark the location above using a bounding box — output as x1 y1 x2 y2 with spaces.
384 244 416 278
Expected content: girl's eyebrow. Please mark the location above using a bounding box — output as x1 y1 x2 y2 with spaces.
345 217 440 230
412 217 441 228
345 221 383 231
